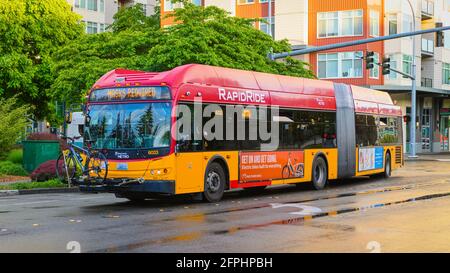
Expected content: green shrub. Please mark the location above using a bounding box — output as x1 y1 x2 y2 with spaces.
6 149 23 164
0 97 29 157
0 161 28 176
0 179 65 190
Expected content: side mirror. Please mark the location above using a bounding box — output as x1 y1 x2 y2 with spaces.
85 115 91 126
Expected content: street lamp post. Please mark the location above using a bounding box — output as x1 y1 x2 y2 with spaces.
406 0 418 158
268 0 272 38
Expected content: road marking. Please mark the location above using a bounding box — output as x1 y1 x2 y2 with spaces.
270 203 322 216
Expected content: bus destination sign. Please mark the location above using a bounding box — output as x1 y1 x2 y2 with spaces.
89 87 171 102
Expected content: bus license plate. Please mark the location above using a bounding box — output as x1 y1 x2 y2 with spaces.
116 163 128 171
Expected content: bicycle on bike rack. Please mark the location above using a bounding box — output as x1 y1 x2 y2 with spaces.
55 136 108 185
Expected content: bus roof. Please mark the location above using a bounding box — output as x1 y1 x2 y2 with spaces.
91 64 401 116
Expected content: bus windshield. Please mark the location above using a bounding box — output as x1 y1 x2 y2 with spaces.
84 102 172 150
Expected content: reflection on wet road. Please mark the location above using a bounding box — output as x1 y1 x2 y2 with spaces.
2 160 450 252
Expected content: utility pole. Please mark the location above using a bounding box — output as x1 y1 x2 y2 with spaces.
268 0 272 39
406 0 418 158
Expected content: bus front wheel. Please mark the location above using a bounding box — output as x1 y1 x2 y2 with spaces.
311 156 328 190
203 162 226 203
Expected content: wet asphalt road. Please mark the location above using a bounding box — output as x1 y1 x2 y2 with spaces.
2 160 450 253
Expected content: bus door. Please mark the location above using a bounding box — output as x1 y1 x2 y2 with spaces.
174 103 205 194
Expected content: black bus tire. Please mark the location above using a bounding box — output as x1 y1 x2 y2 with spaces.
203 162 226 203
311 156 328 190
384 153 392 178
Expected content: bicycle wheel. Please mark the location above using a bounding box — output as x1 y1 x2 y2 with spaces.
56 153 77 184
86 151 108 183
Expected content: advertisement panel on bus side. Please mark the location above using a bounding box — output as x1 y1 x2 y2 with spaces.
239 151 305 182
358 147 384 172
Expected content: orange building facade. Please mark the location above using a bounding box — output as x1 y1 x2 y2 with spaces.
308 0 384 86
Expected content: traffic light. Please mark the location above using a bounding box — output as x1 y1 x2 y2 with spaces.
366 51 375 69
382 57 391 75
436 22 444 47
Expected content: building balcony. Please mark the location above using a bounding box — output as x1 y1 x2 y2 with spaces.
421 0 434 20
421 77 433 88
422 38 434 57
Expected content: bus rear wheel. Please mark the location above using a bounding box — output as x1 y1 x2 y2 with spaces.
311 156 328 190
384 153 392 178
203 162 226 203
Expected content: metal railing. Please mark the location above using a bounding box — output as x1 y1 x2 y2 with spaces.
421 77 433 87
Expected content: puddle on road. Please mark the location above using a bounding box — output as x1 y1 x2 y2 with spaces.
213 190 450 235
160 180 449 224
93 231 203 253
90 189 450 252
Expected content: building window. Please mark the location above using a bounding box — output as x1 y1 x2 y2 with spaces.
318 51 363 79
99 0 104 12
86 21 98 34
75 0 86 8
386 55 397 80
192 0 202 5
318 10 362 38
402 14 413 33
318 12 338 38
443 63 450 84
260 0 269 3
164 0 184 11
369 53 380 78
402 54 412 75
388 14 398 35
238 0 255 4
369 10 380 36
260 17 274 37
87 0 98 11
99 23 105 33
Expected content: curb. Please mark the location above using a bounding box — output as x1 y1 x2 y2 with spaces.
0 190 19 197
0 187 79 197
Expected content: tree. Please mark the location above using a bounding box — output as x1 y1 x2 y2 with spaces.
0 97 30 157
51 2 314 107
109 2 160 32
51 30 159 106
148 2 314 78
0 0 83 119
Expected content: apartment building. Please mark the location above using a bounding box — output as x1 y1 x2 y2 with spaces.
161 0 274 35
67 0 157 34
160 0 450 154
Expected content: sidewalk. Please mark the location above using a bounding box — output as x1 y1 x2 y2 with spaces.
404 152 450 161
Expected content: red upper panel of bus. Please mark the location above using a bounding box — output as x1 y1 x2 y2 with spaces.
91 64 401 116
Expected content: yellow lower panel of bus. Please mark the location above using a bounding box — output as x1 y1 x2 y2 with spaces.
174 151 239 194
173 149 338 194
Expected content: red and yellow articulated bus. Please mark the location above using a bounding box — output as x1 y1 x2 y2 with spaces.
79 64 403 202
